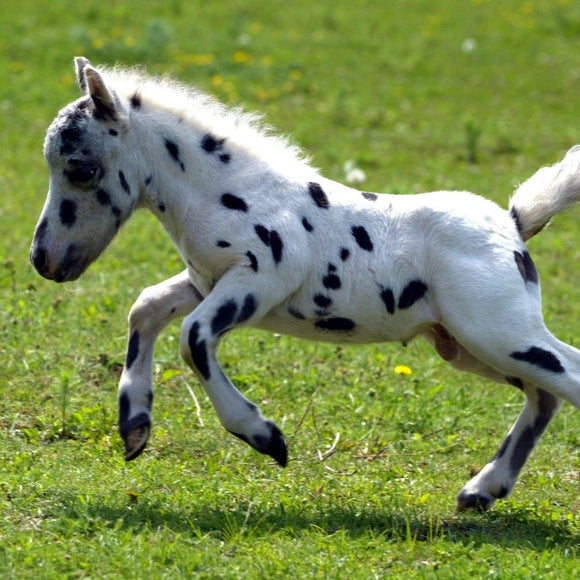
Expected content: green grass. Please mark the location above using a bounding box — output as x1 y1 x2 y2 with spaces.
2 0 580 577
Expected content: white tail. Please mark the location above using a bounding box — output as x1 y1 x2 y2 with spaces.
509 145 580 241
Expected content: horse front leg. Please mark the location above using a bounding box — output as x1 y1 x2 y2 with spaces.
119 270 202 460
179 268 290 466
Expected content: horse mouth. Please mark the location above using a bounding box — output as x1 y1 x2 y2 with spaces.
30 243 91 283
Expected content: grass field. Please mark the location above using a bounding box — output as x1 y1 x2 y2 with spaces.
2 0 580 577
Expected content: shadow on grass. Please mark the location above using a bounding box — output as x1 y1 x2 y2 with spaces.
69 495 580 551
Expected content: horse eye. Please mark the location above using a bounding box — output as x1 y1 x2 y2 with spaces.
67 165 98 184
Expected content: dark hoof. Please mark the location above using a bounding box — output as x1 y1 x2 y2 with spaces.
229 423 288 467
456 490 492 512
119 413 151 461
260 423 288 467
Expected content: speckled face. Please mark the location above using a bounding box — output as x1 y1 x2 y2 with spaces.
30 94 136 282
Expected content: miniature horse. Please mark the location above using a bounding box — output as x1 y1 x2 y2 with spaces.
30 57 580 511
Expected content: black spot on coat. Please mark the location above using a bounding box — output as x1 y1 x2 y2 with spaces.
302 217 314 232
59 126 84 155
362 192 378 201
119 392 130 425
246 251 259 272
59 199 77 228
509 390 558 474
188 321 211 380
237 294 258 324
340 248 350 261
254 224 284 264
96 189 111 206
255 224 270 245
493 434 512 461
308 182 330 209
351 225 374 251
211 300 238 336
130 93 142 110
221 193 248 212
398 280 428 309
119 170 131 195
269 231 284 264
315 317 356 331
514 250 538 284
216 240 231 248
126 331 140 370
313 294 332 308
323 265 341 290
201 134 225 153
164 139 185 171
510 347 565 374
380 286 396 314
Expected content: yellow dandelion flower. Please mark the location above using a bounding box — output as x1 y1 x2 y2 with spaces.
233 50 251 64
211 74 223 87
193 54 214 66
262 55 274 67
124 36 136 48
289 69 303 81
92 38 105 50
394 365 412 375
256 88 269 102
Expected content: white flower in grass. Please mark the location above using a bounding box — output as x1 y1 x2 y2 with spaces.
462 38 477 53
344 159 366 185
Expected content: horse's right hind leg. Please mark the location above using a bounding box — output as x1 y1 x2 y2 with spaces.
424 325 565 511
456 384 562 511
434 310 580 510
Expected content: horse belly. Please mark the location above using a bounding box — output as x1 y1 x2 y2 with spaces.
257 291 435 345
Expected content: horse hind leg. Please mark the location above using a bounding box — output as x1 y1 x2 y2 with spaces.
423 324 568 510
456 384 562 511
434 313 580 509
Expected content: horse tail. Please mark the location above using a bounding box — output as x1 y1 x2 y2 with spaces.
509 145 580 241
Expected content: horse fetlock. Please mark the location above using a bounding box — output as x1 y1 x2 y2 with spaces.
119 412 151 461
229 419 288 467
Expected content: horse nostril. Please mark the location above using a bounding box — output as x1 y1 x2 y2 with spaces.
31 247 48 273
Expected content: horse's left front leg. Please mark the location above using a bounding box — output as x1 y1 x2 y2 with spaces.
179 267 291 466
119 270 202 460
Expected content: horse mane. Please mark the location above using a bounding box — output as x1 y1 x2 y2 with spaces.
96 64 312 171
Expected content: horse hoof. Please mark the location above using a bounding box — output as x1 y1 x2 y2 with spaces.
229 422 288 467
120 413 151 461
253 423 288 467
456 490 492 512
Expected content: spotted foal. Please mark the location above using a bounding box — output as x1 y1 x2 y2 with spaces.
30 57 580 511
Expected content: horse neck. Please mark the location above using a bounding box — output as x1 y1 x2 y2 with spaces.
131 105 315 217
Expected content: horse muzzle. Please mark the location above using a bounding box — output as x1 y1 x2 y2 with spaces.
30 242 88 282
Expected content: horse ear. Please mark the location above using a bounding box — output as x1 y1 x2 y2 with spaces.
75 56 91 94
75 57 122 121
